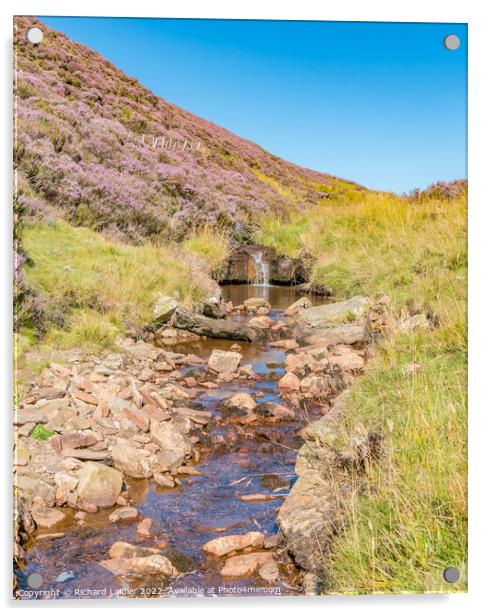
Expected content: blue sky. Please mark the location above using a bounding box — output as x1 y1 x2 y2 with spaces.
40 17 467 193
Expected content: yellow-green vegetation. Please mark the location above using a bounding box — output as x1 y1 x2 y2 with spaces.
255 190 467 593
182 224 231 277
19 220 229 360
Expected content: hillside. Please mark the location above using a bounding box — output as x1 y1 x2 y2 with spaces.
14 16 367 243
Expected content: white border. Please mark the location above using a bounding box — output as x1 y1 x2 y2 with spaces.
1 1 486 614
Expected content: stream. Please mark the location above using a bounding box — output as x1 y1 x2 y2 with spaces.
17 284 324 600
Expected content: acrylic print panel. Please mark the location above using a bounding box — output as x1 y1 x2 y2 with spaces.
13 15 467 600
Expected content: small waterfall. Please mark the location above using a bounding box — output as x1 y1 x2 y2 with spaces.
251 251 270 287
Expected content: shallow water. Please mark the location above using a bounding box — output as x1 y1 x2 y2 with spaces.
16 285 324 600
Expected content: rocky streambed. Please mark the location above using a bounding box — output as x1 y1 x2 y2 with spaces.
14 285 392 600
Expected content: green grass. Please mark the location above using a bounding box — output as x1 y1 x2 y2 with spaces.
255 190 467 593
19 220 229 361
31 424 55 441
182 224 231 277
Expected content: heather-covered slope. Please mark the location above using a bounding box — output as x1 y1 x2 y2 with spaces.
14 16 367 243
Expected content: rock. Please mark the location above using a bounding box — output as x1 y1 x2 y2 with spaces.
154 472 175 488
399 313 431 333
248 316 274 329
238 493 285 502
296 296 369 328
54 471 79 504
300 375 332 396
328 350 365 371
278 392 352 575
244 297 270 311
203 531 265 557
100 554 178 578
14 441 30 466
111 442 153 479
108 541 160 559
200 279 227 319
14 409 48 426
152 295 178 325
150 420 191 452
284 297 312 316
157 449 185 471
269 338 299 350
278 372 301 392
121 406 150 432
278 470 338 576
143 404 171 422
172 307 256 342
258 559 279 583
61 431 98 450
173 407 211 426
72 391 98 406
77 462 123 508
208 349 242 374
221 552 274 577
122 341 162 361
136 518 153 537
256 402 295 421
62 448 108 461
296 323 367 347
31 506 66 528
224 393 256 413
109 507 139 523
284 352 314 375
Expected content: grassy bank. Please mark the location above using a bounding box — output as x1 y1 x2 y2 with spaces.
255 190 467 593
17 220 229 362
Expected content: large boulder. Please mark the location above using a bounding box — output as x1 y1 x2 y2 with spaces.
172 307 256 342
77 461 123 508
296 323 368 347
152 295 178 326
296 296 369 328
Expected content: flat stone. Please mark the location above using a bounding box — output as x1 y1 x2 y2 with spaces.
31 506 67 529
238 493 285 502
108 541 161 559
100 555 178 578
62 448 108 461
72 391 98 405
109 507 139 523
172 407 211 426
14 409 48 426
121 406 150 432
61 431 98 450
203 531 265 557
296 296 369 328
208 350 242 374
248 316 274 329
221 552 273 577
